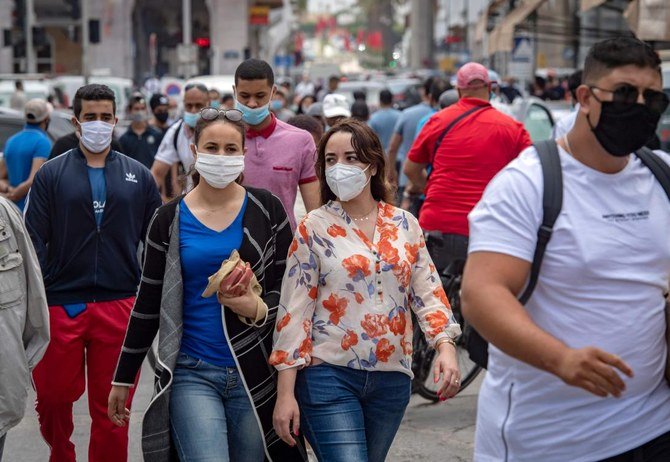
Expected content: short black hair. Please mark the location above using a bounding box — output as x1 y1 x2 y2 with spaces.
583 37 661 84
423 77 435 97
222 93 234 103
73 84 116 119
567 69 583 100
353 90 366 101
287 114 324 140
379 89 393 105
429 78 451 104
351 101 370 121
235 59 275 87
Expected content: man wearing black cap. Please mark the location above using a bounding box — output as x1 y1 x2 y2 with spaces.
148 93 171 134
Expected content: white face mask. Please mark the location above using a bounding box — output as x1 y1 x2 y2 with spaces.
325 164 371 202
195 153 245 189
79 120 115 154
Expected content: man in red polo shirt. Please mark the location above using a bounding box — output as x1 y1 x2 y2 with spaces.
403 62 531 270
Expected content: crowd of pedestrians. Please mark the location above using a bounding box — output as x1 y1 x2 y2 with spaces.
0 35 669 462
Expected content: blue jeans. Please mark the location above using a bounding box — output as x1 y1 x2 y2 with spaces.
169 353 265 462
296 363 411 462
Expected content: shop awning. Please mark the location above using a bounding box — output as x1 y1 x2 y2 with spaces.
475 0 507 43
580 0 608 12
624 0 670 41
488 0 548 54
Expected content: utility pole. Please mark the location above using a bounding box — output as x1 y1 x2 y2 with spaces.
82 0 89 83
25 0 36 73
183 0 193 78
410 0 434 69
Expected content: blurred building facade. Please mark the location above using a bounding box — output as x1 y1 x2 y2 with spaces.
0 0 291 79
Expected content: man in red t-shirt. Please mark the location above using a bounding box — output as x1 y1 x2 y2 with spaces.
404 62 531 270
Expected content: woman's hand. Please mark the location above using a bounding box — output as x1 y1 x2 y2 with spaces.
434 342 460 401
273 393 300 447
108 385 131 427
218 289 259 319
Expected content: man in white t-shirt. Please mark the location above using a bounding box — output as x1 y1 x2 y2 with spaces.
462 37 670 462
150 83 209 201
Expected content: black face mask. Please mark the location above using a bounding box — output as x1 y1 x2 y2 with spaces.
154 111 169 123
587 101 661 157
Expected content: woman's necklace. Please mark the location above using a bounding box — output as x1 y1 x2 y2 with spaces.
347 203 378 222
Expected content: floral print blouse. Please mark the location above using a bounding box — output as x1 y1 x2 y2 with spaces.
270 201 461 377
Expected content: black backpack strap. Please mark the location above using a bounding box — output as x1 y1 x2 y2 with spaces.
172 120 183 152
519 140 563 304
636 147 670 201
430 105 490 166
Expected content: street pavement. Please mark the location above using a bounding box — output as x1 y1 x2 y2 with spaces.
4 360 480 461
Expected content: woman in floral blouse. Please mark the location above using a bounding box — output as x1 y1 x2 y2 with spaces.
271 119 461 461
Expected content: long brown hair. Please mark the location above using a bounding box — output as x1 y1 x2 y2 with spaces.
186 113 247 188
316 119 395 205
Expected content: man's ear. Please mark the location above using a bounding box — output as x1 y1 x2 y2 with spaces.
575 85 593 115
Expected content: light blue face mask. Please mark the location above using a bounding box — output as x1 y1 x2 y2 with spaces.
183 111 200 128
235 99 271 126
270 100 283 111
210 100 221 109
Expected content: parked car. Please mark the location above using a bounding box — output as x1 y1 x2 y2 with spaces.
509 97 557 143
386 78 423 110
51 76 134 114
0 80 52 108
335 81 387 112
186 75 235 95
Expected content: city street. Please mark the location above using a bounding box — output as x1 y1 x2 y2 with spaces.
3 361 481 461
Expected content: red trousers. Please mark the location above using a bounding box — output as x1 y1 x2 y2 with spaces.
33 298 139 462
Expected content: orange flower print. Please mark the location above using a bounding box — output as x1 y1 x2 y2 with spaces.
429 263 436 274
393 261 412 287
276 313 291 332
342 254 371 280
303 319 313 334
400 335 413 355
375 338 396 362
298 221 309 243
327 224 347 238
380 203 395 219
308 286 319 300
378 239 400 265
322 293 348 325
288 238 298 257
389 311 407 336
433 286 451 309
425 311 449 336
269 350 294 366
378 222 398 242
361 313 389 338
353 228 371 247
299 337 313 358
341 330 359 350
354 292 365 304
405 242 419 265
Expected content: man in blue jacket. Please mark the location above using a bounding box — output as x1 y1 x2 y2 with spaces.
24 84 162 462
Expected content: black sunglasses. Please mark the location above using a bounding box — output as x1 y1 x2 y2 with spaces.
200 107 243 122
589 84 670 115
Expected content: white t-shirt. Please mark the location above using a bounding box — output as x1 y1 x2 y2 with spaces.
552 104 579 139
468 145 670 462
153 120 195 191
154 121 195 170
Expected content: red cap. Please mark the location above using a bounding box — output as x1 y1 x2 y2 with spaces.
456 62 490 89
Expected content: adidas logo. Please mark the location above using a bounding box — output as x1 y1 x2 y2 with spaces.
125 172 138 183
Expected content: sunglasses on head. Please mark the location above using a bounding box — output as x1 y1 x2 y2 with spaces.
200 107 243 122
589 84 670 115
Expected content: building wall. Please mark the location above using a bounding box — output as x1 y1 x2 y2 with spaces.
0 0 13 73
87 0 135 78
207 0 249 75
